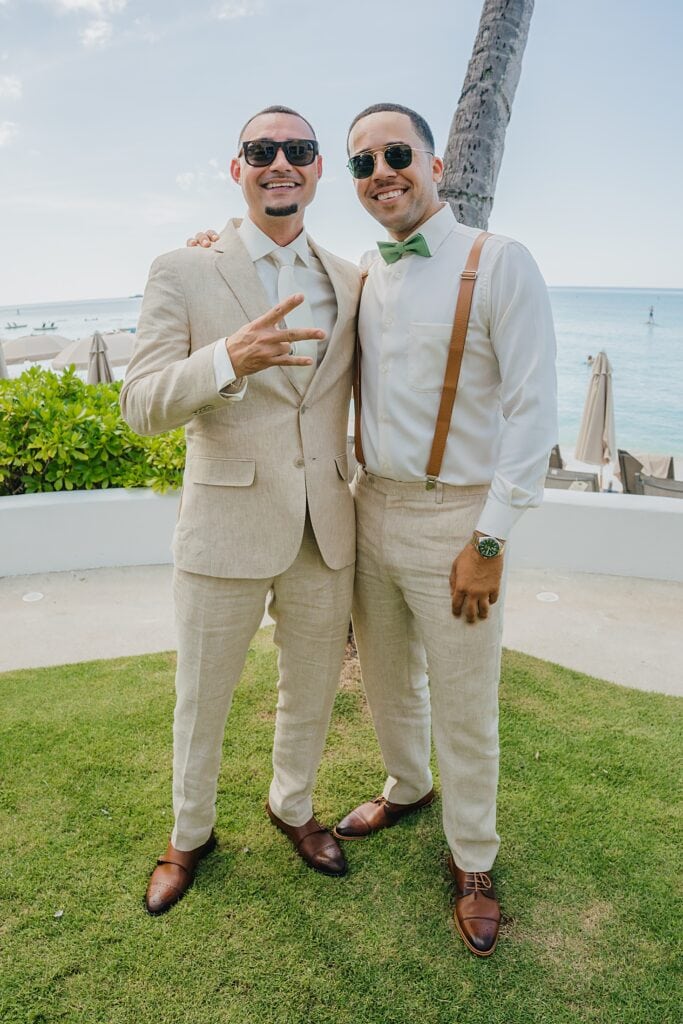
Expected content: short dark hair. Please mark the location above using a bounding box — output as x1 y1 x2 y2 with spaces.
238 106 317 146
347 103 435 154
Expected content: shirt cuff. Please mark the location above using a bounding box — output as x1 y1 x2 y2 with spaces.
475 497 525 541
213 338 247 399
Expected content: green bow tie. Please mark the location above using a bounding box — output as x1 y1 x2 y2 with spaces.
377 233 431 265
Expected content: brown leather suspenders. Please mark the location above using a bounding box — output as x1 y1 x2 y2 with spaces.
353 231 491 485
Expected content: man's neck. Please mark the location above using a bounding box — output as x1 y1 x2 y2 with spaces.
390 200 444 242
247 211 306 248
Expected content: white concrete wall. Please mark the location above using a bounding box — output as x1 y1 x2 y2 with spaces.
508 489 683 581
1 486 682 582
0 488 178 577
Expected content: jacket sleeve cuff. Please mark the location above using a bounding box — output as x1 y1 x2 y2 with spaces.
213 339 247 399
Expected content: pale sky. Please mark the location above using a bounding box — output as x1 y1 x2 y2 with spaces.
1 0 682 304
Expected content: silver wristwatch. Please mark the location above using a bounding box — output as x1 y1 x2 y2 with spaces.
471 533 506 559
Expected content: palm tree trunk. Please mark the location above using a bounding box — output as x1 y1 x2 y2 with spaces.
439 0 535 229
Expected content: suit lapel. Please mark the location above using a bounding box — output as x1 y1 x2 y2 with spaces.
213 221 270 324
304 238 355 406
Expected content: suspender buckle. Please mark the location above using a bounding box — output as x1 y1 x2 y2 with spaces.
460 269 478 280
426 475 437 491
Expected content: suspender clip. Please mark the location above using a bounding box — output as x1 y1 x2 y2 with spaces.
460 269 478 280
426 476 437 491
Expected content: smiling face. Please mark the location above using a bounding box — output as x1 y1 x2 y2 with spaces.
348 111 443 240
230 111 322 239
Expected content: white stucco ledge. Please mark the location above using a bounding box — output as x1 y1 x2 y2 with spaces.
0 488 180 577
508 489 683 582
1 485 682 582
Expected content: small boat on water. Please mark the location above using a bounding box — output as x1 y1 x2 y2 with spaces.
5 322 28 329
34 322 58 331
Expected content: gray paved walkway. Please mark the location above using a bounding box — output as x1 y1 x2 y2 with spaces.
1 565 681 697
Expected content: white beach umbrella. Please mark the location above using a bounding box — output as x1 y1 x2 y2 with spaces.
575 351 616 486
86 331 115 384
52 330 135 371
2 333 71 364
0 340 8 379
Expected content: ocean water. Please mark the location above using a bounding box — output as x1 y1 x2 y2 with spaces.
2 288 682 455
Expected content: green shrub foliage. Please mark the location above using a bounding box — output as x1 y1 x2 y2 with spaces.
0 367 185 495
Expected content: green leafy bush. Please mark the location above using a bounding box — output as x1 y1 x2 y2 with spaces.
0 366 185 495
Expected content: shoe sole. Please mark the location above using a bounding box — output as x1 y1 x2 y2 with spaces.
144 833 217 916
332 794 436 842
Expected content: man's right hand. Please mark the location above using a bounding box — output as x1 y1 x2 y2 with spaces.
187 229 219 248
227 295 325 377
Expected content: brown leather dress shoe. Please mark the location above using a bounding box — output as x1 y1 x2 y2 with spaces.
448 853 501 957
144 831 217 916
266 804 347 876
333 789 435 840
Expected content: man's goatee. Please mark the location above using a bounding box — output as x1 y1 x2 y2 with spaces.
266 204 299 218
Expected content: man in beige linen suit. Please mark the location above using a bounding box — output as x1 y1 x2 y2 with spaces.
121 106 361 915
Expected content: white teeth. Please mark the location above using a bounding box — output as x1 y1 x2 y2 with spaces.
264 182 297 189
376 189 405 201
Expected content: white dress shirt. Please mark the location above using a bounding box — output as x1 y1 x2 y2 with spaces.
213 215 337 397
359 203 558 539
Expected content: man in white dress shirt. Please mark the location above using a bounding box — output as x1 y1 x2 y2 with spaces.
121 107 361 915
332 104 558 957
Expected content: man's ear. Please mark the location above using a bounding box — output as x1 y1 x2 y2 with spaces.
432 155 444 184
316 154 323 181
230 158 241 185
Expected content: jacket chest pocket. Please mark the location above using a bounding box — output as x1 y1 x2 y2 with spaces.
407 323 453 393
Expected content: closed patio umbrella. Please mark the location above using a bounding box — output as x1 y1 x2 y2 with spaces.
575 351 616 488
53 330 134 371
2 333 71 364
0 341 8 379
86 331 115 384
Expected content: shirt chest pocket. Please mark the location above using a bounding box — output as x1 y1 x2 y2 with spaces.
407 322 453 393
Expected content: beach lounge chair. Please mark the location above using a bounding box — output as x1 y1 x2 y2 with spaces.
618 449 674 494
636 473 683 500
548 444 564 470
545 468 600 492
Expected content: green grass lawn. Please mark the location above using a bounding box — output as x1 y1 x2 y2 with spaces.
1 633 681 1024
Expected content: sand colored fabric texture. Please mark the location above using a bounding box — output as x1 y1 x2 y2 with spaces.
171 518 354 851
351 470 506 872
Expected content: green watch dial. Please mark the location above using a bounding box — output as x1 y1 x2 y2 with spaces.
477 537 501 558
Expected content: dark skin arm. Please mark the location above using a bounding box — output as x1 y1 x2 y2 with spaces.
449 533 504 623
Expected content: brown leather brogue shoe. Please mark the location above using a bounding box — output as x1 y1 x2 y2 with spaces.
266 804 347 876
448 853 501 957
333 788 435 840
144 831 217 916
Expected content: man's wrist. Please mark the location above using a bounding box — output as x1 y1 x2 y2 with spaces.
471 532 506 559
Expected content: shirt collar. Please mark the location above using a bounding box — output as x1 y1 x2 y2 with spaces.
238 215 310 267
396 202 455 258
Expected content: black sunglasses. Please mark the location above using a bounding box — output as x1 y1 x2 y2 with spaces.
347 143 433 179
239 138 319 167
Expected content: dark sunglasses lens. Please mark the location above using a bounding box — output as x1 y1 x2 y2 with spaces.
385 145 413 170
349 153 375 179
284 140 317 165
244 141 276 166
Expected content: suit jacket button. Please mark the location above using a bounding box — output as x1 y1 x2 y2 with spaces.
294 457 305 468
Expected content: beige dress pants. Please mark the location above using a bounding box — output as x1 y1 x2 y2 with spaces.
352 470 505 872
171 517 354 851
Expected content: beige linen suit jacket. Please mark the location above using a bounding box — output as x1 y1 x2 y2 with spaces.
120 220 361 579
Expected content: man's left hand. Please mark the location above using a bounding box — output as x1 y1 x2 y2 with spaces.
449 543 503 623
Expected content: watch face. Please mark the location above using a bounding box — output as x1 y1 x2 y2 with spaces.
478 537 501 558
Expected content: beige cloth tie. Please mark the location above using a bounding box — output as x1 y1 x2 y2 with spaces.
272 247 316 389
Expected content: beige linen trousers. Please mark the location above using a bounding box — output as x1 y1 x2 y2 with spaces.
121 221 361 850
351 470 506 872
